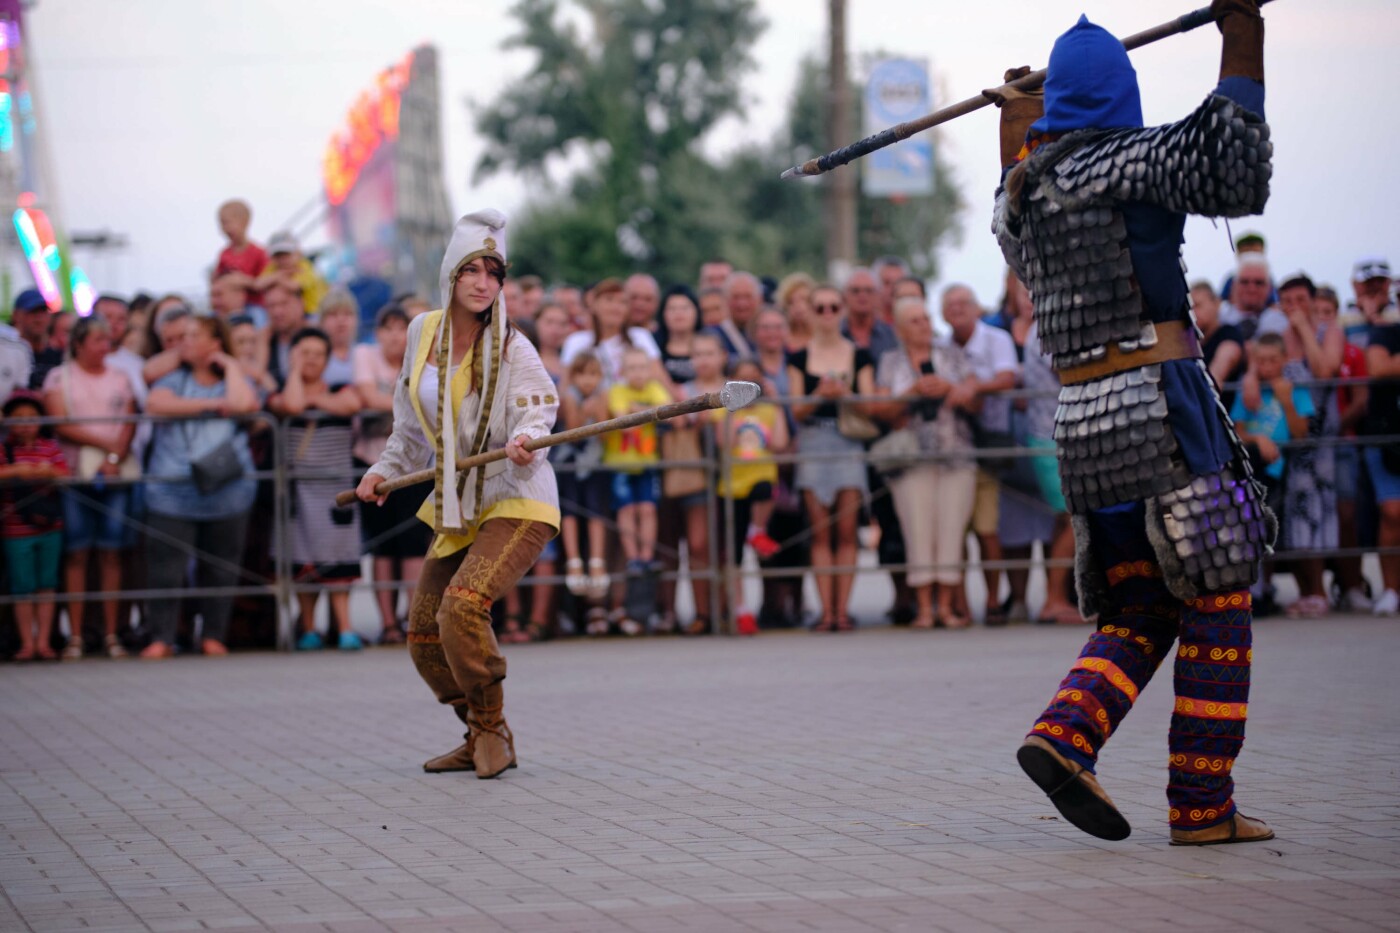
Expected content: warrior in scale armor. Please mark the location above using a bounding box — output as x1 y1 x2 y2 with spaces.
986 0 1278 845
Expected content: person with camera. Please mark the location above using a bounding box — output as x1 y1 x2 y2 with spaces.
873 297 981 630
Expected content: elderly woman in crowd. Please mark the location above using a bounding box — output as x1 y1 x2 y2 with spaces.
874 296 981 629
42 316 139 659
319 288 360 386
787 283 877 632
139 314 259 658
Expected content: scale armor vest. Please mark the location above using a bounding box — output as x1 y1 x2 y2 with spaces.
993 93 1274 603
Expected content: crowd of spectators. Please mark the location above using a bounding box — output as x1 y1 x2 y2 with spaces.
1 203 1397 660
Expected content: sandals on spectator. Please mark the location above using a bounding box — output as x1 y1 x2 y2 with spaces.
833 616 856 633
12 647 37 662
139 641 174 660
62 640 83 660
379 623 407 645
911 613 938 630
1037 604 1086 626
104 634 128 659
201 639 229 657
36 645 58 661
499 616 530 644
683 616 711 636
585 607 611 637
811 617 837 633
943 613 971 630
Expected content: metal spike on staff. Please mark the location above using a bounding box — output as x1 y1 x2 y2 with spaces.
779 0 1276 181
334 380 763 508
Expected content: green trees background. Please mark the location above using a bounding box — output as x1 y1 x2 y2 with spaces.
471 0 964 285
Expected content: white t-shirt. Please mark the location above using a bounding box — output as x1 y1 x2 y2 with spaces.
560 328 661 386
0 325 31 399
957 320 1019 433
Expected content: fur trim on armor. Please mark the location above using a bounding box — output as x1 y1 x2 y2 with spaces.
1072 513 1107 621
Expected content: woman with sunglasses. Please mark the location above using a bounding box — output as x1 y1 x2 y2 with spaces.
786 285 878 632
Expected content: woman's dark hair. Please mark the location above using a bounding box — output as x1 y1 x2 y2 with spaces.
374 303 410 330
653 284 700 349
69 315 111 359
290 326 331 351
228 312 258 329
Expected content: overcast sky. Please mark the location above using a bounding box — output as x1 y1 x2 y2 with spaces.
23 0 1399 308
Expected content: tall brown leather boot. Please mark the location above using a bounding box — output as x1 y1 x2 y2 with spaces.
422 731 475 773
469 683 517 779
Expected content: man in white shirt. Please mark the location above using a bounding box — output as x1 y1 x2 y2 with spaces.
0 290 41 400
941 284 1019 622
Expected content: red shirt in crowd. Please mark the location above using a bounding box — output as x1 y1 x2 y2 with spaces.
215 241 269 282
0 436 68 538
1338 343 1367 436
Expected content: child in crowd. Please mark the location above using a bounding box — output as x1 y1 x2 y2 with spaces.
1232 332 1314 506
714 359 788 635
0 393 69 660
606 347 670 576
256 231 328 316
212 199 269 289
558 353 611 604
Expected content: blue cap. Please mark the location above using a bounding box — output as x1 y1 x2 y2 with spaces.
13 288 48 312
1031 15 1143 135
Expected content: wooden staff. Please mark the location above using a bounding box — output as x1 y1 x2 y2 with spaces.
779 0 1277 180
334 380 762 507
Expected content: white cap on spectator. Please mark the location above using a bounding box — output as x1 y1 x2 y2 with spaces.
268 231 300 256
1352 256 1391 283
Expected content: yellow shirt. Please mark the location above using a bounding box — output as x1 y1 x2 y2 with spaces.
292 259 329 317
715 403 780 498
603 381 670 471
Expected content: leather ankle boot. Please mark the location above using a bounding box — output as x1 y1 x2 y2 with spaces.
1170 812 1274 846
1017 736 1131 841
469 683 517 779
423 732 475 773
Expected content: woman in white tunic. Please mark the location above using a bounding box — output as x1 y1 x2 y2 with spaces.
357 210 559 779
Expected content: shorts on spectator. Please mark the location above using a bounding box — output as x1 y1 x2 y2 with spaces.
559 469 611 519
62 486 133 552
1363 446 1400 503
3 531 63 594
293 562 361 584
612 469 660 508
972 470 1000 536
1335 443 1359 502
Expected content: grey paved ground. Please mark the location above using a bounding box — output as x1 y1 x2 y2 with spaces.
2 617 1399 933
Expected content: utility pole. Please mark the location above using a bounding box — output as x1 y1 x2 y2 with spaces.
825 0 857 281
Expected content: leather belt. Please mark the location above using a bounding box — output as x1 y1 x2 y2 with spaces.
1056 320 1201 386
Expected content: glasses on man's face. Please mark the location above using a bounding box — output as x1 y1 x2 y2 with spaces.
814 304 842 315
1237 279 1268 287
847 286 875 294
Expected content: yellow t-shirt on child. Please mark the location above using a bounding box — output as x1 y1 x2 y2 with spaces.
714 402 781 498
604 381 670 471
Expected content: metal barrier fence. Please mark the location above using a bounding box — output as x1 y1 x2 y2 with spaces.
1 377 1397 644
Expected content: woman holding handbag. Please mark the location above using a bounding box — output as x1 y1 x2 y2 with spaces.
42 315 140 659
139 313 259 658
785 284 878 632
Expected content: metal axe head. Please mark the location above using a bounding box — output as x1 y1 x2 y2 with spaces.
719 380 762 411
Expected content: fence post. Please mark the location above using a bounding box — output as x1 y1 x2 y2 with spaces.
272 415 294 651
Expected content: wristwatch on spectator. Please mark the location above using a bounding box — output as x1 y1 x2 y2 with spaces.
106 452 120 465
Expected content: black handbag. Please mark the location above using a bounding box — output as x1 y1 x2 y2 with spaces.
189 436 245 494
181 372 247 495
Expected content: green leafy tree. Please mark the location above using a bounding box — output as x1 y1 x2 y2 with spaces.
474 3 963 284
473 0 765 283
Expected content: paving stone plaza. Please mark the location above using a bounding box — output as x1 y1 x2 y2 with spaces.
3 617 1398 932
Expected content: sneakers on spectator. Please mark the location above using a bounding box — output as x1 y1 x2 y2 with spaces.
1285 595 1329 619
747 530 781 560
1373 589 1400 617
617 617 644 637
565 558 588 596
1341 586 1373 613
338 631 365 651
735 610 759 636
296 631 324 651
104 634 128 659
652 612 678 635
585 607 610 637
61 640 82 660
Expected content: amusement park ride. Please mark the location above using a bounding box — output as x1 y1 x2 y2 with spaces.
0 0 96 315
0 0 451 318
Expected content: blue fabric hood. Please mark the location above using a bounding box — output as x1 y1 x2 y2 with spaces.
1031 15 1143 134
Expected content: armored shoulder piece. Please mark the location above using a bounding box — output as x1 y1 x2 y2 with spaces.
1046 94 1272 218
